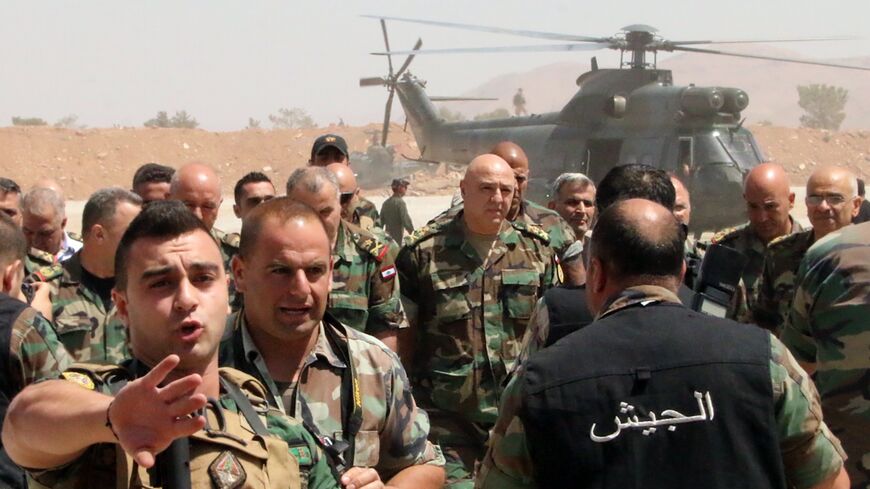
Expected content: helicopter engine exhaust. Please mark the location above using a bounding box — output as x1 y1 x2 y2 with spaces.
680 87 724 116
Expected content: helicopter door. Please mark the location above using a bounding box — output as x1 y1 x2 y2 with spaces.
586 139 623 182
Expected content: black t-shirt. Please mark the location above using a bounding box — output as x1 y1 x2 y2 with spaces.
80 266 115 310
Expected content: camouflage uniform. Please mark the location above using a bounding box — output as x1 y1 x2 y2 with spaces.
6 301 72 392
213 228 242 311
26 251 127 363
350 197 381 231
477 286 846 489
24 247 55 277
329 220 407 336
380 194 414 244
753 229 815 334
430 200 576 259
28 361 339 489
704 218 804 321
396 213 555 487
781 222 870 486
220 311 445 479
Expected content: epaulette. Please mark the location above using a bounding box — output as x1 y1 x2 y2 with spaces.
511 220 551 245
352 232 390 263
767 229 811 251
710 223 746 245
30 263 64 283
221 232 241 249
404 222 444 247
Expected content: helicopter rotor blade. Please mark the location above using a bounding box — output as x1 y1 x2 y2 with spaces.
671 45 870 71
394 38 423 79
380 19 395 77
373 43 609 56
362 14 609 43
430 96 499 101
382 88 396 147
669 35 859 46
360 77 388 87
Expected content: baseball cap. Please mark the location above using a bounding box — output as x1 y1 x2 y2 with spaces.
391 178 410 187
311 134 349 160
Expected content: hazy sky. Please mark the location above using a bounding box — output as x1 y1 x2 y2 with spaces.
1 0 868 130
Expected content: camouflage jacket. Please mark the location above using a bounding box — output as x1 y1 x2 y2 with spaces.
706 218 804 321
220 311 444 478
350 196 381 231
380 195 414 244
213 228 242 311
396 213 556 425
4 294 72 395
329 220 407 335
26 251 127 364
29 361 339 489
781 222 870 485
24 247 56 277
477 285 846 489
430 199 576 259
753 229 815 334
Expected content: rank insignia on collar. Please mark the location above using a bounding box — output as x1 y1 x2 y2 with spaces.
209 450 246 489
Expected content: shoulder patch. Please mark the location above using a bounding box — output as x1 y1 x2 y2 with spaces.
405 224 438 246
288 444 313 467
31 263 64 283
512 221 550 244
355 235 388 262
62 371 95 390
710 225 743 244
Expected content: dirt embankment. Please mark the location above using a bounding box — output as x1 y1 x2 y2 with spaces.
0 123 866 200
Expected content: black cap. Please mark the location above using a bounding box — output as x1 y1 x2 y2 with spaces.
391 178 410 187
311 134 349 160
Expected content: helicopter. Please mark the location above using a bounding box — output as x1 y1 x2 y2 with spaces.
359 16 870 231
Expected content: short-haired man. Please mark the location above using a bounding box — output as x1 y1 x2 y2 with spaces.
21 187 77 263
3 201 339 488
308 134 382 227
0 213 71 489
397 154 555 487
221 198 445 489
754 166 861 333
547 172 596 241
27 187 142 363
704 163 804 321
29 181 83 263
478 198 848 489
0 178 23 228
852 177 870 224
782 221 870 487
131 162 174 204
286 168 408 354
381 178 414 243
233 171 275 222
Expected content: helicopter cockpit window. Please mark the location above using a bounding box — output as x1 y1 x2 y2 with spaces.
716 131 762 171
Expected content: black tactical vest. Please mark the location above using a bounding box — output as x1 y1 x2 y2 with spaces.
0 293 29 489
521 301 786 489
542 285 593 347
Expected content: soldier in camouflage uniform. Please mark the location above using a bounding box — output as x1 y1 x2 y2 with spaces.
397 155 556 488
430 141 576 261
286 168 408 356
27 188 142 363
0 213 72 488
381 178 415 243
477 199 849 489
24 247 55 276
3 201 339 489
308 133 381 228
702 163 803 321
781 221 870 487
754 166 862 334
0 177 23 228
221 199 445 488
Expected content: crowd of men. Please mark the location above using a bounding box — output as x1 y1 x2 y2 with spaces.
0 132 866 489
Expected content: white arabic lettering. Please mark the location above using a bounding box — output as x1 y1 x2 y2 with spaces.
589 391 715 443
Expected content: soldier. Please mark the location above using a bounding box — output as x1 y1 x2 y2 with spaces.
754 166 861 333
232 171 276 222
397 154 555 487
670 174 691 228
285 168 408 355
308 133 381 226
381 178 414 243
781 221 870 487
431 141 576 261
29 180 83 262
547 172 596 245
0 213 71 489
131 162 174 204
27 187 142 363
2 201 339 488
852 177 870 223
221 198 445 488
477 199 849 489
326 162 383 234
0 178 22 228
512 88 527 116
21 187 79 263
704 163 804 321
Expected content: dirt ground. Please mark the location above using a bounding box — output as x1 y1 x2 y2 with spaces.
0 123 866 200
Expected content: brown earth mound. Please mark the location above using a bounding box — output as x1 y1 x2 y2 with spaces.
0 124 866 200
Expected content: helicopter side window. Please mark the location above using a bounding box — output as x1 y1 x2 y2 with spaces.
678 137 694 170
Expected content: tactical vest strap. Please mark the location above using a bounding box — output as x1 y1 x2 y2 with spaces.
219 375 270 437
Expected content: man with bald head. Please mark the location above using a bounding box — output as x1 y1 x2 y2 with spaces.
706 162 804 320
478 198 848 489
754 166 861 333
432 141 576 260
397 153 555 487
285 167 408 352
